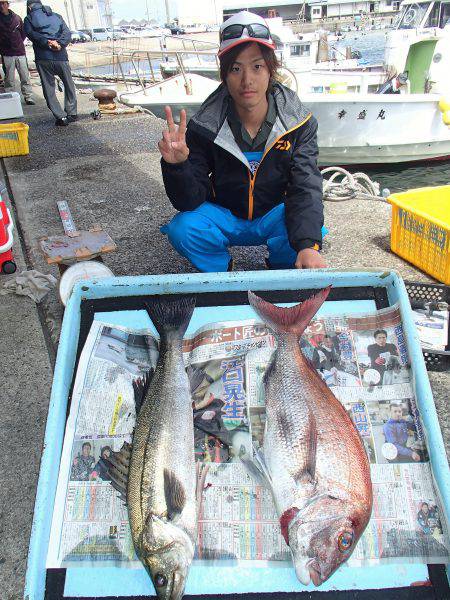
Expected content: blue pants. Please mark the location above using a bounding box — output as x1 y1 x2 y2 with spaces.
161 202 301 272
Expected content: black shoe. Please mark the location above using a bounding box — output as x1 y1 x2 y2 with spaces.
25 98 35 105
67 114 78 122
55 117 69 126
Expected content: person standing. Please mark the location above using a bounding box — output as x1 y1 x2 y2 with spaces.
24 0 77 126
0 0 34 104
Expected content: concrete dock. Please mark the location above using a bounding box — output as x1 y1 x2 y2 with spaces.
0 82 448 599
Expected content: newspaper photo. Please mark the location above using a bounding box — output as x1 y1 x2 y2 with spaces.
412 307 449 352
47 303 450 570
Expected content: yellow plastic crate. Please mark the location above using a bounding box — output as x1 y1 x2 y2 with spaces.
388 185 450 284
0 122 29 157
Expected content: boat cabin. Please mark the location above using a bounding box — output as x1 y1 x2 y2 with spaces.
395 0 450 29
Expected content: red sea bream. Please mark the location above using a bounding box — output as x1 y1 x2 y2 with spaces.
248 288 373 586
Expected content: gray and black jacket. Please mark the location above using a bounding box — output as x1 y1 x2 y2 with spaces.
161 82 323 252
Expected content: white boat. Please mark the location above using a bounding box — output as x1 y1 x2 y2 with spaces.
269 19 387 94
384 0 450 95
119 5 450 165
305 0 450 164
158 19 386 94
303 93 450 165
119 73 220 120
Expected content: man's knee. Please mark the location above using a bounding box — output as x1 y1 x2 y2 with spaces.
163 212 207 250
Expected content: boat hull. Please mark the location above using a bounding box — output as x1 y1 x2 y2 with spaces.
301 93 450 165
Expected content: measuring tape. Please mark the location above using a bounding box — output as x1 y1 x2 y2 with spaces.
57 200 77 235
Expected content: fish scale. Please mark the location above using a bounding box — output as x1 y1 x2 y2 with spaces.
248 288 373 587
108 297 197 600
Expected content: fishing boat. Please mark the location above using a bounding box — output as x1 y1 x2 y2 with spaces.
305 0 450 164
120 5 450 165
158 19 387 94
119 72 220 120
383 0 450 95
304 93 450 165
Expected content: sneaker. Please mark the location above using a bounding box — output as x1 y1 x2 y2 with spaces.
55 117 69 126
25 98 35 105
67 114 78 122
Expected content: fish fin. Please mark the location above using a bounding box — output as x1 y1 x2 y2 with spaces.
248 287 331 337
164 468 187 519
254 446 273 485
132 370 154 414
144 296 196 338
240 445 272 489
104 442 131 501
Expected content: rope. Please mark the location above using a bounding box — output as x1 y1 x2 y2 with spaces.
321 166 388 202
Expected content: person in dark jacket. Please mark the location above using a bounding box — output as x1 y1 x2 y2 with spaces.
0 0 34 104
383 403 420 462
158 11 326 272
24 0 77 125
367 328 399 382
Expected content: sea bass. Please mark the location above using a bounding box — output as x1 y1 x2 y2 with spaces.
107 297 198 599
248 288 373 586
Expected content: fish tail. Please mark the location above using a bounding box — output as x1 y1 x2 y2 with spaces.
145 296 196 338
248 287 331 337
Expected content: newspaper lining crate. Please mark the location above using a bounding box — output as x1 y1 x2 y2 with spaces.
24 270 450 600
388 186 450 285
0 122 29 157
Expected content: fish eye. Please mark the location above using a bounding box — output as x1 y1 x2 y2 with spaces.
337 531 354 553
155 573 167 587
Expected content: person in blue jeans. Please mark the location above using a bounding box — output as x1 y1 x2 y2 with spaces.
158 11 326 272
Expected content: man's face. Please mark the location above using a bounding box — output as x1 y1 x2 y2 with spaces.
323 337 333 350
422 504 429 515
225 42 270 112
390 406 403 421
82 444 91 457
375 333 387 347
0 2 9 15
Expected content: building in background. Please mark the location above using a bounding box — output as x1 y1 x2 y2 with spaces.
222 0 400 21
114 0 223 27
8 0 111 30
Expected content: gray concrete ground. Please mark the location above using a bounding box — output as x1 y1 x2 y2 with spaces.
0 80 448 599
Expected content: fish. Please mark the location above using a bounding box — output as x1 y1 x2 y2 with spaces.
107 296 198 599
247 288 373 586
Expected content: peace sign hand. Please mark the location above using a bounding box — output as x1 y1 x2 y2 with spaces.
158 106 190 164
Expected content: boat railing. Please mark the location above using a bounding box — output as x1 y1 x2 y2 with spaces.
69 43 220 91
128 49 220 93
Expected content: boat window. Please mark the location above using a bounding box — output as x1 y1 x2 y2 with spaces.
290 44 311 57
396 2 430 28
425 1 441 26
440 2 450 25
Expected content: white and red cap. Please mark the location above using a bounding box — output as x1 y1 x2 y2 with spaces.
218 11 276 57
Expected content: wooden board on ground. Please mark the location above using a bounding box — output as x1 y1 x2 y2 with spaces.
39 227 116 265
